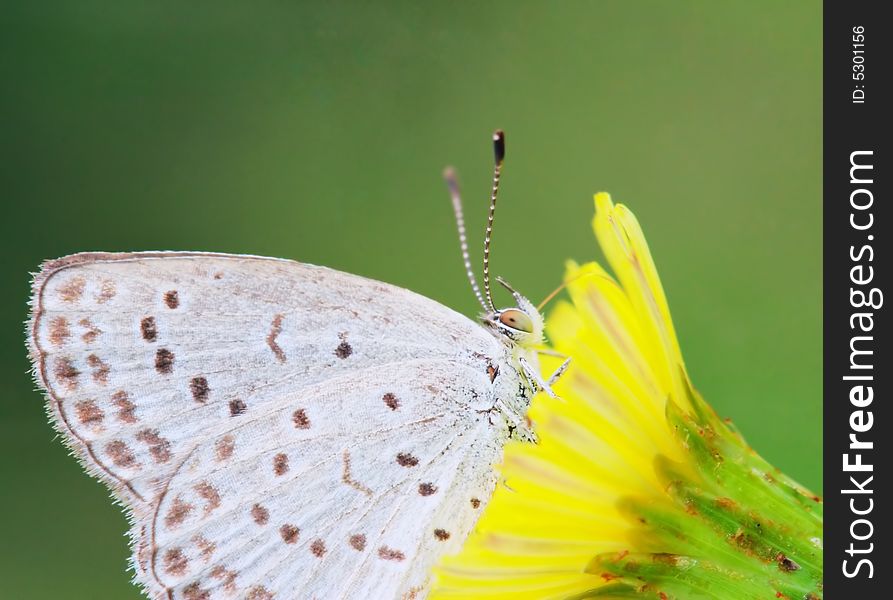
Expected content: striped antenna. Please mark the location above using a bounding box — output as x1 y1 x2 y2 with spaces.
444 166 488 311
482 130 505 312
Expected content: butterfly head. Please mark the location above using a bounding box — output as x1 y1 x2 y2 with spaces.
445 130 544 348
482 277 544 348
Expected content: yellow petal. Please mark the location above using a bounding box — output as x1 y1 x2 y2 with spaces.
592 192 690 412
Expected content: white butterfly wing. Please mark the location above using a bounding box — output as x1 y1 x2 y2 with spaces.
28 252 512 599
149 361 499 599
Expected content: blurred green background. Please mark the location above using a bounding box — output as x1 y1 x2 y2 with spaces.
0 2 821 598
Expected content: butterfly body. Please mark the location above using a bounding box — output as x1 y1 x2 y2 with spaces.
27 251 541 599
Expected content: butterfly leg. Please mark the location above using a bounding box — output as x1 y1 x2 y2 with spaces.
518 356 562 400
547 356 572 386
536 348 573 384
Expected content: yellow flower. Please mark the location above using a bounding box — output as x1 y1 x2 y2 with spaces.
432 193 822 599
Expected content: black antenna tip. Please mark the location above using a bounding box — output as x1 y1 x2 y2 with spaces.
492 130 505 165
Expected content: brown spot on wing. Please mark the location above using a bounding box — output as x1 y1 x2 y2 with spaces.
280 524 299 544
342 450 373 496
247 586 274 600
155 348 174 374
163 547 188 576
349 533 366 551
192 535 215 562
49 316 70 346
378 546 405 561
267 314 286 363
273 453 289 476
105 440 137 469
383 392 400 411
194 481 221 515
229 399 247 416
334 341 353 359
418 482 437 496
58 276 85 303
396 452 419 467
215 435 235 461
310 538 327 557
403 587 423 600
79 318 101 343
487 364 499 383
209 566 238 592
164 290 179 309
190 377 210 403
74 400 104 427
165 496 194 529
111 390 137 423
292 408 311 429
434 528 451 541
251 503 269 525
140 317 157 342
136 429 172 463
54 357 80 390
471 497 481 509
87 354 110 384
183 582 210 600
96 279 116 303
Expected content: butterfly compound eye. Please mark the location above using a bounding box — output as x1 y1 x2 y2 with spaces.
498 309 534 333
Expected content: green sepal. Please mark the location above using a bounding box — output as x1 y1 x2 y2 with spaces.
596 372 823 599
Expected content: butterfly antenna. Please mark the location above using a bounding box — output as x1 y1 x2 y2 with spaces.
482 130 505 313
444 166 488 312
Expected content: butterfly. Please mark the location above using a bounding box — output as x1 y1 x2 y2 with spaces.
26 131 570 599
